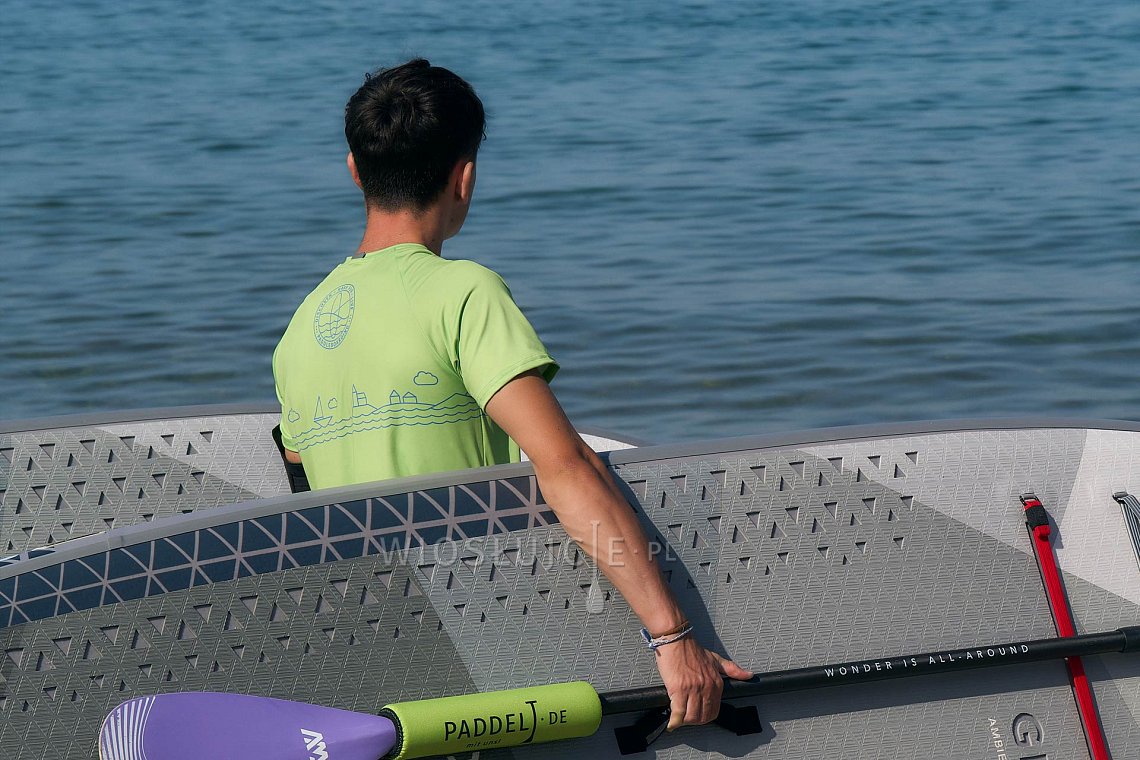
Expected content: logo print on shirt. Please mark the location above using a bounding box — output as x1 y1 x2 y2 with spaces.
313 284 355 349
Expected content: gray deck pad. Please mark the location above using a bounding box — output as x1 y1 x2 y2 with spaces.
0 404 636 557
2 412 1138 758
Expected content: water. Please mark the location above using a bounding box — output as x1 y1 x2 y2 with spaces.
2 0 1138 443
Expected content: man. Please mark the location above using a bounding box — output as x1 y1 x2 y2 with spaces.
273 59 750 730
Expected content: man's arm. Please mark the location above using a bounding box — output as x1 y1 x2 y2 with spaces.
485 371 751 729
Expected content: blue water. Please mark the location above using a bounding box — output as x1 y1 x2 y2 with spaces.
2 0 1138 442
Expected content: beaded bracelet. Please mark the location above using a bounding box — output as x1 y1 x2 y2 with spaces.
640 623 694 651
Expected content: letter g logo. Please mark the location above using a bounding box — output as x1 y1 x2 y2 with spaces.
1012 713 1044 746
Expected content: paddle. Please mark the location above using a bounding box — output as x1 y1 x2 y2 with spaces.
100 625 1140 760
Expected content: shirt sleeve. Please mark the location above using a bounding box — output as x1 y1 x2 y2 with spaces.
271 344 299 450
454 264 559 409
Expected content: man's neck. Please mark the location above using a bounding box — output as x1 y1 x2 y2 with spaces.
356 204 449 257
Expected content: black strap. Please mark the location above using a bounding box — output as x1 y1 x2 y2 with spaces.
1020 492 1050 529
271 425 311 494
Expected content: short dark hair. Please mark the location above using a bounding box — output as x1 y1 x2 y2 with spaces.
345 59 485 212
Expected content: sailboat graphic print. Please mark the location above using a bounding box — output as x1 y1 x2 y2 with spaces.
293 390 483 450
313 397 333 427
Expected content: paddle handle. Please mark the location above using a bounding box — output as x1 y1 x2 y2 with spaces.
599 626 1140 715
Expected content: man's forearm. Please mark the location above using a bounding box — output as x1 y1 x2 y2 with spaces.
533 443 687 635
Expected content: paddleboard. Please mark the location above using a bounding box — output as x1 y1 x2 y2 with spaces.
2 410 1138 759
0 404 637 556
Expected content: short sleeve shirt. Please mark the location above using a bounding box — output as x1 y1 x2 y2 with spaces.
272 244 558 490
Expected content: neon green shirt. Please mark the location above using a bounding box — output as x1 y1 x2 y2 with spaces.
273 243 558 490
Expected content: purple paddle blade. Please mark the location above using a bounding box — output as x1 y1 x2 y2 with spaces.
99 692 397 760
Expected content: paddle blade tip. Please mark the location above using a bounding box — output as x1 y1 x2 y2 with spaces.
99 695 158 760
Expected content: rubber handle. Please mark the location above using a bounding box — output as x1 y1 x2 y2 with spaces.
1120 625 1140 653
381 682 601 759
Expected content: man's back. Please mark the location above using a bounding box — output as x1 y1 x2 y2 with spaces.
273 243 556 489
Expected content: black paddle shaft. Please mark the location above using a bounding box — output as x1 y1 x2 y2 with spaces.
599 626 1140 715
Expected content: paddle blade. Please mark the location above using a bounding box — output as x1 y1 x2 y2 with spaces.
99 692 397 760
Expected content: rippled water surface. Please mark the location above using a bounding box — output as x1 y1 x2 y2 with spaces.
2 0 1138 442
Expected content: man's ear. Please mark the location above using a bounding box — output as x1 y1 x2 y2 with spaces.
347 152 363 190
456 160 476 204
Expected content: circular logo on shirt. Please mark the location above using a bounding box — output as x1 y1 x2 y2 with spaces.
313 284 355 349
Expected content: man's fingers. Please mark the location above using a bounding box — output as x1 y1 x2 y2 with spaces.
686 691 707 726
667 694 687 732
706 669 726 723
714 652 754 681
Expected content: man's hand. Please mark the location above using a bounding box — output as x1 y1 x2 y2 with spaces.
655 637 753 730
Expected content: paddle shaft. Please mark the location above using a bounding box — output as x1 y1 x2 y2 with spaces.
600 625 1140 715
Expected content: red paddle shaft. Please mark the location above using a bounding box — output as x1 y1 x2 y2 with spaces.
1021 493 1110 760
